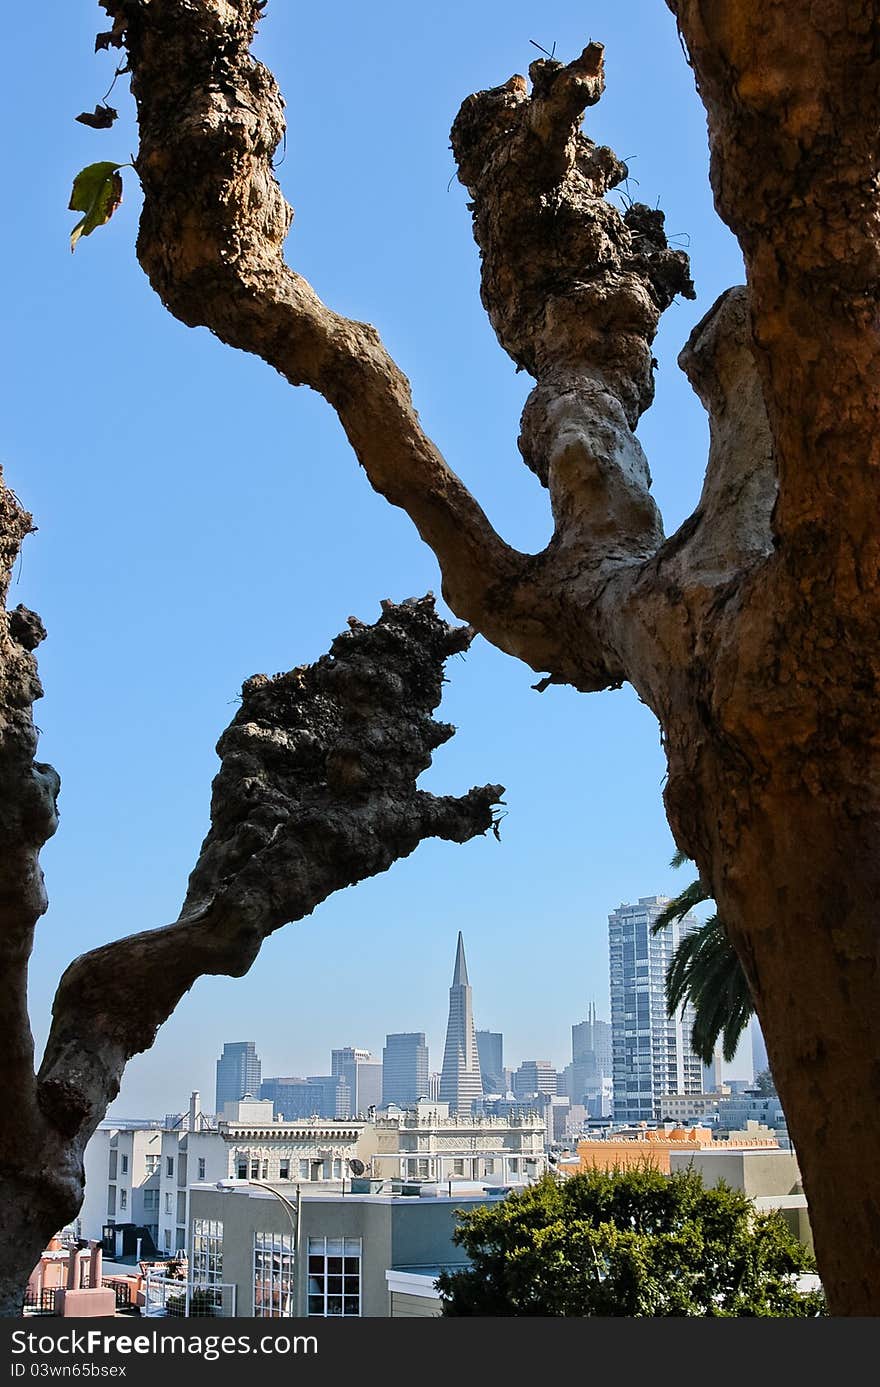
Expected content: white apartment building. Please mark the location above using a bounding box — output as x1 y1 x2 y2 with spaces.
79 1119 164 1251
79 1094 377 1257
156 1099 376 1254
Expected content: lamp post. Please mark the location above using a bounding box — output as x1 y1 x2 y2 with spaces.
216 1178 301 1316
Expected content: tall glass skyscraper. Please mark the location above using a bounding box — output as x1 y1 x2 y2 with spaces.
215 1040 262 1113
382 1033 429 1106
608 897 703 1123
439 933 484 1116
476 1030 504 1094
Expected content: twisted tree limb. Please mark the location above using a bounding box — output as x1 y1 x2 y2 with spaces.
37 596 501 1141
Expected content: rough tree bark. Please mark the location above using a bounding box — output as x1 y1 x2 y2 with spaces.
0 465 501 1312
70 0 880 1313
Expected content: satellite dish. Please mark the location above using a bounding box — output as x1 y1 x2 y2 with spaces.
347 1158 366 1177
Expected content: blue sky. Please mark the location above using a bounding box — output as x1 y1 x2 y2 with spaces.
2 1 751 1117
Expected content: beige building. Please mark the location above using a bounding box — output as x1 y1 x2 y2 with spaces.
372 1099 546 1185
668 1146 813 1251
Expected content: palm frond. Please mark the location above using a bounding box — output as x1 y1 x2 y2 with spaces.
651 876 712 934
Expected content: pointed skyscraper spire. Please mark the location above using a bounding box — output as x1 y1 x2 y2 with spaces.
439 933 483 1117
452 931 469 987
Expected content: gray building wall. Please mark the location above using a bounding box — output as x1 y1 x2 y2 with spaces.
189 1186 487 1318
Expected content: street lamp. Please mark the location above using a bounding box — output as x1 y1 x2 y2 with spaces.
216 1178 301 1316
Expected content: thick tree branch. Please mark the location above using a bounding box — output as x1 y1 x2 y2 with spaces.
37 596 502 1140
451 46 694 563
91 0 575 678
675 286 776 581
0 471 60 1130
668 1 880 551
101 2 758 699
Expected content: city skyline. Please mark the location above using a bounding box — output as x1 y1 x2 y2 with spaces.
108 906 753 1121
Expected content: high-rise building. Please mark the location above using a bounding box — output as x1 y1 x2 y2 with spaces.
215 1041 261 1113
476 1030 504 1094
260 1075 350 1120
382 1033 429 1106
331 1048 383 1116
609 896 703 1123
438 933 484 1116
750 1016 770 1081
512 1060 558 1099
564 1002 613 1107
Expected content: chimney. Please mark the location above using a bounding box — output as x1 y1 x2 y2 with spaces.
189 1091 200 1130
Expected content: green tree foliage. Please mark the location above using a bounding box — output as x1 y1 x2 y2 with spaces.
652 852 754 1065
754 1068 777 1096
436 1169 824 1317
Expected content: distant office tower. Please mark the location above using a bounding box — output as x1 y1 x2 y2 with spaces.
215 1041 262 1113
512 1060 558 1099
427 1072 441 1101
382 1033 429 1106
565 1002 613 1107
702 1044 725 1094
331 1048 383 1116
750 1016 770 1081
609 896 703 1123
439 933 484 1116
476 1030 504 1094
260 1075 350 1120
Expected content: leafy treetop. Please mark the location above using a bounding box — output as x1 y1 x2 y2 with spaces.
436 1167 824 1317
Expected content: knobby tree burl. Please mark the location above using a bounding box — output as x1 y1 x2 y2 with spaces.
0 528 502 1312
2 0 878 1315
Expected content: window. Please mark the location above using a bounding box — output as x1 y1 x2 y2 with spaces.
238 1159 248 1180
145 1154 159 1175
119 1189 127 1211
299 1160 310 1180
166 1157 174 1177
107 1186 116 1216
509 1159 519 1173
121 1155 129 1175
251 1158 260 1180
165 1193 172 1215
279 1160 290 1180
307 1238 360 1317
143 1189 159 1212
261 1160 269 1180
190 1219 224 1312
453 1159 464 1176
254 1233 295 1317
198 1158 206 1181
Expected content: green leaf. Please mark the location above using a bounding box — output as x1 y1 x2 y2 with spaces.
68 161 124 253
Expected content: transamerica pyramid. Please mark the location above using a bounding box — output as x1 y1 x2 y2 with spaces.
438 932 484 1116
